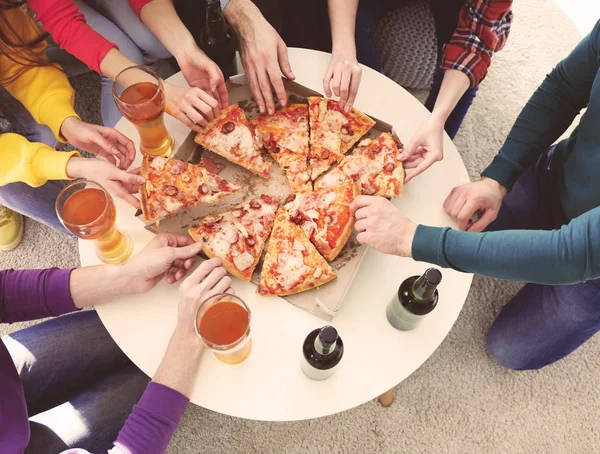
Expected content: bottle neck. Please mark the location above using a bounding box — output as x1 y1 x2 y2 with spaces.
411 275 438 302
205 0 227 36
314 337 336 356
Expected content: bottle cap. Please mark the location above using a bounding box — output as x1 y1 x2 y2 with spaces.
318 326 338 345
424 268 442 285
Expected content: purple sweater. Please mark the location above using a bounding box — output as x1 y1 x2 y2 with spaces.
0 269 189 454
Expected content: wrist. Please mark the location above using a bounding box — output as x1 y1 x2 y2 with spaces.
171 325 204 352
331 41 357 59
173 35 198 61
65 156 89 179
481 176 508 197
60 116 80 141
398 221 418 257
429 109 449 126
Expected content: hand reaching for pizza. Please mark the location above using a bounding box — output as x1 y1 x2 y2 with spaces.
177 46 229 109
225 0 294 115
323 51 362 112
400 114 445 183
162 82 220 132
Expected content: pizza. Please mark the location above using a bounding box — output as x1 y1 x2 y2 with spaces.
251 104 312 192
189 194 279 281
315 133 405 198
195 104 271 178
284 181 360 261
139 155 241 222
307 97 376 180
258 208 337 296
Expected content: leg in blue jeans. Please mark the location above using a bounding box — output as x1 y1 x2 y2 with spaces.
5 311 148 453
73 0 172 127
424 70 479 139
482 147 600 370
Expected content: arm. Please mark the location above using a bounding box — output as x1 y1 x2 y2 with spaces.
137 0 229 108
482 22 599 190
224 0 294 114
401 0 512 182
111 259 233 454
352 196 600 286
322 0 362 111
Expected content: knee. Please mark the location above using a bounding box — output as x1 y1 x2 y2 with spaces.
485 325 542 371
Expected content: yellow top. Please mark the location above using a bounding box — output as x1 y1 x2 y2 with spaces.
0 7 81 187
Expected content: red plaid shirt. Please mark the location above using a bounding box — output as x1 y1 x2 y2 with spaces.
441 0 513 87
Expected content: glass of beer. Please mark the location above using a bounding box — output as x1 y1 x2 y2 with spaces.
196 293 252 365
113 65 174 157
56 180 133 264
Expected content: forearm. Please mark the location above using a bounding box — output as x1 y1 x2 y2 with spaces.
110 330 202 453
328 0 358 55
139 0 195 61
99 48 154 84
430 70 470 122
70 265 137 309
224 0 262 35
412 207 600 284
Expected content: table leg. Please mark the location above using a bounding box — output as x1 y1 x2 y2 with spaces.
378 387 396 407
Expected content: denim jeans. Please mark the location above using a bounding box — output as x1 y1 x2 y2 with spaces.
280 0 477 139
4 311 149 453
484 147 600 370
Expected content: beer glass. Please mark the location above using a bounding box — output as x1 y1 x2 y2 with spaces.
113 65 174 157
56 180 133 264
196 293 252 365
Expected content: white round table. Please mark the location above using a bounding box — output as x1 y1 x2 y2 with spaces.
80 48 473 421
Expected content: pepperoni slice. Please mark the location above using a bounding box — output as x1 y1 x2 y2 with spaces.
267 139 277 150
363 185 377 195
340 125 353 136
249 200 262 209
321 150 330 159
260 194 277 205
383 162 396 172
245 236 256 247
222 121 235 134
290 212 304 225
201 156 226 174
199 184 210 194
162 185 178 196
285 194 296 204
169 162 187 175
323 215 333 224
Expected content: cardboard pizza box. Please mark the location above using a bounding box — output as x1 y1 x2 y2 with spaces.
135 75 403 321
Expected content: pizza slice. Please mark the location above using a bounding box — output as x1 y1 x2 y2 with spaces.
307 97 376 180
258 208 337 296
195 104 271 178
284 181 360 261
139 155 241 222
251 104 312 192
315 134 404 198
189 194 279 281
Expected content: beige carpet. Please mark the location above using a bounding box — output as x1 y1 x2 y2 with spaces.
3 0 599 452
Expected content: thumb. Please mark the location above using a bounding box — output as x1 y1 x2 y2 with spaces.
399 137 420 161
167 242 203 261
277 40 295 80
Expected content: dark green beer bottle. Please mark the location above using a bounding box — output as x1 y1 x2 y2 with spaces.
201 0 236 79
386 268 442 331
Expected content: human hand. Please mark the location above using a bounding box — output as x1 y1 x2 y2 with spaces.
66 157 145 209
400 114 445 183
178 46 229 109
443 177 507 231
60 117 136 170
120 234 204 295
323 51 362 112
351 195 417 257
163 82 220 132
176 257 233 337
228 1 294 114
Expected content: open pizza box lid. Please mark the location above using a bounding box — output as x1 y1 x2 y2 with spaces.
135 74 403 321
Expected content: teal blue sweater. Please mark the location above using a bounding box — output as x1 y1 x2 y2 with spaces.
412 21 600 285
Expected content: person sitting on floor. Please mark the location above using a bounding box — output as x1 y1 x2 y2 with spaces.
349 19 600 370
0 3 143 250
281 0 512 182
0 233 233 453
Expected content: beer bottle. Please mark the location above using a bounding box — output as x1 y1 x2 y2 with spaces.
301 326 344 381
201 0 236 79
386 268 442 331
